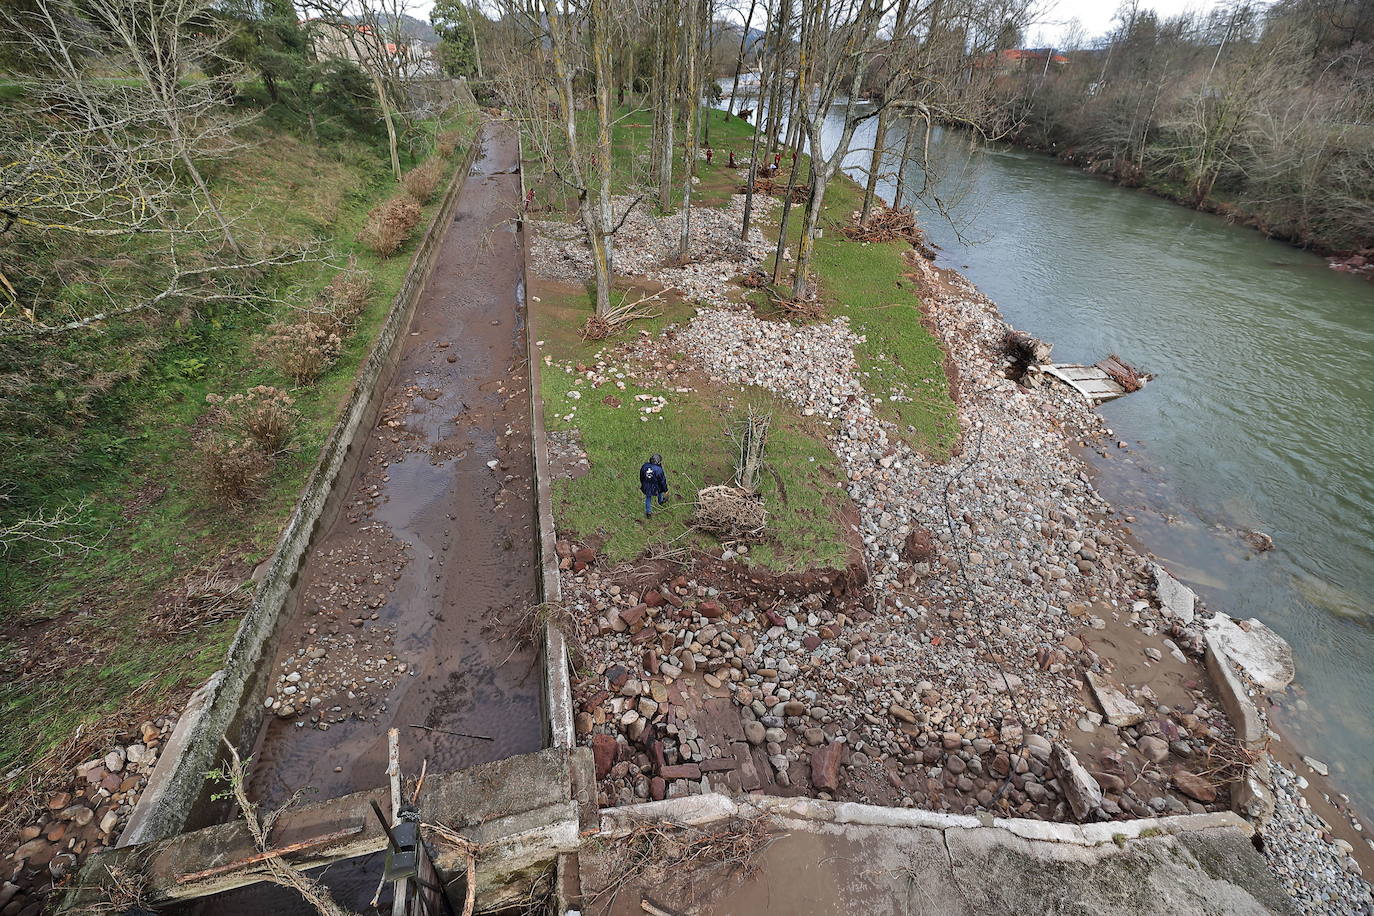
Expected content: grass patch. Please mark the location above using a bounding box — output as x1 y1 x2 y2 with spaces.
531 106 959 571
534 282 850 571
0 97 480 788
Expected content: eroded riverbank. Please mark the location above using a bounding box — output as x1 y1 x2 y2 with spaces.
247 122 544 808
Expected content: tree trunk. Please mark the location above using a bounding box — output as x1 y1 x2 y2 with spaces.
892 110 919 206
792 167 826 299
859 106 890 225
770 141 803 284
680 0 702 256
370 70 402 181
726 0 759 117
592 0 615 276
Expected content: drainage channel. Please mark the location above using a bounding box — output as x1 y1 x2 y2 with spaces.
245 121 544 811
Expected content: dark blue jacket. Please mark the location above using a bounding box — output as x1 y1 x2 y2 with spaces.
639 462 668 497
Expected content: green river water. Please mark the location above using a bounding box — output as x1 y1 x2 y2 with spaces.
842 119 1374 813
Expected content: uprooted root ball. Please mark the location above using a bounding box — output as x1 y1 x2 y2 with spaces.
693 484 767 539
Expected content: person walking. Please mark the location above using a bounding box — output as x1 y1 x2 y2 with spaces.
639 453 669 518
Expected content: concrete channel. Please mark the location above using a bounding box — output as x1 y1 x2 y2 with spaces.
244 119 543 810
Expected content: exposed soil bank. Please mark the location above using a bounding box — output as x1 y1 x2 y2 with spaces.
247 122 543 808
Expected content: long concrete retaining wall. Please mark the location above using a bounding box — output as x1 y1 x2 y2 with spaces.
119 120 487 847
518 131 576 752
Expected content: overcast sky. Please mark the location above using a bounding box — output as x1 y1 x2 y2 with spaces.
1028 0 1237 47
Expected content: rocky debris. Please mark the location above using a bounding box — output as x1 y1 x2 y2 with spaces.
531 194 777 309
262 528 410 728
547 196 1243 823
1152 563 1197 625
1262 761 1373 915
4 717 177 914
1203 614 1296 692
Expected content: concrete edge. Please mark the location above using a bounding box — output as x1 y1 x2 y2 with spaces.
118 124 488 847
517 126 575 752
1204 631 1266 750
594 793 1254 849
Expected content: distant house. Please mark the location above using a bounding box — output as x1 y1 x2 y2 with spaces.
303 19 437 78
977 48 1070 72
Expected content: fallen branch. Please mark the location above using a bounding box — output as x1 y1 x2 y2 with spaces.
407 724 493 741
581 288 671 340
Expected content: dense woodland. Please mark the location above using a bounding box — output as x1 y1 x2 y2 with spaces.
983 0 1374 256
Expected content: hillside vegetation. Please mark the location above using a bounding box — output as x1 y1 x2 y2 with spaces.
0 78 478 802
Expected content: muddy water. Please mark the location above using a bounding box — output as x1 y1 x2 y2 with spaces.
247 123 543 808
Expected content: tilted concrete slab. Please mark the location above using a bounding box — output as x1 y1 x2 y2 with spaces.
62 747 576 911
581 794 1294 915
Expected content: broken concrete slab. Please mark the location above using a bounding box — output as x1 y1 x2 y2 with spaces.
63 748 576 911
581 795 1292 915
1084 670 1147 727
1153 563 1197 624
1204 615 1295 692
1203 632 1266 750
1050 743 1102 822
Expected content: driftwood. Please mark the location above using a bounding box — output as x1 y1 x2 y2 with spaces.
1003 330 1053 379
737 178 809 202
842 206 922 244
1096 354 1147 392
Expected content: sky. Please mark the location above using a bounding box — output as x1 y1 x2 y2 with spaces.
1027 0 1237 47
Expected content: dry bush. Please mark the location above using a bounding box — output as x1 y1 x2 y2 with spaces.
308 264 375 337
357 194 422 257
402 159 446 204
205 386 298 454
261 322 342 386
436 129 464 158
200 436 272 504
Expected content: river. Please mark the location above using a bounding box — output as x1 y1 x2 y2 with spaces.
728 87 1374 815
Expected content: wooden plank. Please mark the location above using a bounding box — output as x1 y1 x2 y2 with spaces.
175 826 365 883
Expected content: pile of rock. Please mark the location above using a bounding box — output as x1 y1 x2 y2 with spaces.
1262 761 1373 914
531 194 776 308
4 717 176 914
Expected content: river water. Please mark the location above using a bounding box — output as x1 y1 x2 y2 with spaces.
729 89 1374 813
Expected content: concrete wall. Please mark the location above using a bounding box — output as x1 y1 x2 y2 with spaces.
120 126 487 848
518 131 576 752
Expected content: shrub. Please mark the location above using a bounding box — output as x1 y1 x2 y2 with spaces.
401 159 445 204
201 436 272 504
436 129 463 158
309 263 375 337
261 322 343 386
205 386 298 454
357 194 422 257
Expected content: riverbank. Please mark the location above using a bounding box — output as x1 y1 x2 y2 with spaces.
527 119 1373 910
1005 134 1373 280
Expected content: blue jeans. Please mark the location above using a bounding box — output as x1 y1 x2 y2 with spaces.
645 492 667 515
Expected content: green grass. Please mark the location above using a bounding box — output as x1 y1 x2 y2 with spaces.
0 96 480 786
534 282 851 570
749 135 961 456
533 106 959 571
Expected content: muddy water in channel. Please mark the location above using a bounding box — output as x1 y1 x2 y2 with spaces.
247 123 543 808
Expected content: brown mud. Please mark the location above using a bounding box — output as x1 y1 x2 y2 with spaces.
246 122 543 808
